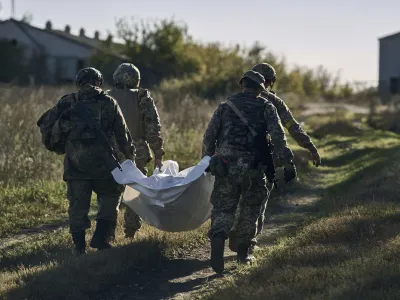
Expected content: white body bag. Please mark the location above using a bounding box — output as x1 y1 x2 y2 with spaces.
111 157 214 232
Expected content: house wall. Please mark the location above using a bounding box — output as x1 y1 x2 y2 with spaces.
379 34 400 104
0 21 38 58
0 20 93 84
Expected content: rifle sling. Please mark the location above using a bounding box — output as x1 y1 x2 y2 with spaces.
226 100 258 137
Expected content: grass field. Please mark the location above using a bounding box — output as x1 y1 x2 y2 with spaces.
2 84 399 299
200 114 400 300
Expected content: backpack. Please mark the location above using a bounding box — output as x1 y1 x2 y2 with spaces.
36 95 76 155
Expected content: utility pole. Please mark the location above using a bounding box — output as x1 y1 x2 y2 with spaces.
11 0 15 18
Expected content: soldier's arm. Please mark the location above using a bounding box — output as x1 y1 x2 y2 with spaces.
138 90 165 159
112 103 136 161
272 94 318 153
264 103 294 165
202 103 223 157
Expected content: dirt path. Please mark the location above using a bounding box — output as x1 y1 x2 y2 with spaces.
0 101 364 252
98 173 321 300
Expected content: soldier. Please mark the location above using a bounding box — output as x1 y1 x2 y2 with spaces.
253 62 321 232
229 63 323 254
203 70 296 274
38 67 135 255
108 63 165 239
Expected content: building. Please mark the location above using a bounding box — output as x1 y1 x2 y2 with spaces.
379 31 400 104
0 18 125 84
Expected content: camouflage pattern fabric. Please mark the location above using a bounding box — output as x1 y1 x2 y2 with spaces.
121 161 147 237
108 85 164 237
137 88 165 160
113 63 140 87
261 90 318 163
238 70 266 88
203 90 293 246
67 179 124 234
44 84 135 180
208 157 269 245
252 63 276 82
202 91 293 164
108 88 164 162
43 84 135 234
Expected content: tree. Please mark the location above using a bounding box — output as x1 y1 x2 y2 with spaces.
21 12 33 24
114 17 201 87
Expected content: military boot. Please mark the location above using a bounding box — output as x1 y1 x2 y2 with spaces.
237 243 256 265
72 231 86 256
90 220 112 250
210 232 226 274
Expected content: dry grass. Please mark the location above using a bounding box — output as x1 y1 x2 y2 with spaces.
0 84 215 299
0 85 216 236
200 122 400 300
0 216 210 300
3 84 398 299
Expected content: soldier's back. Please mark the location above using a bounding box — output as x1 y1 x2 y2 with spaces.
62 86 121 180
217 91 268 156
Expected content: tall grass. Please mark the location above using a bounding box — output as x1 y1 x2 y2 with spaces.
0 84 217 237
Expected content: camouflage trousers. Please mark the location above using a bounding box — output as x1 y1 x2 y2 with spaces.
256 181 275 234
208 157 270 246
67 178 124 234
121 159 148 237
229 181 274 249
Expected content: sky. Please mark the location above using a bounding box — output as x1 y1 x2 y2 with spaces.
1 0 399 85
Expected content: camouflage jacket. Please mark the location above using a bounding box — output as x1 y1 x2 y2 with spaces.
46 85 135 180
261 90 318 154
107 88 164 163
202 91 294 165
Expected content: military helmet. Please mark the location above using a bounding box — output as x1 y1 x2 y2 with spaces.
239 70 266 89
252 63 277 83
113 63 141 87
75 67 103 88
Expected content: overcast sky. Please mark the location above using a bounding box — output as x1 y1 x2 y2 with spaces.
1 0 399 84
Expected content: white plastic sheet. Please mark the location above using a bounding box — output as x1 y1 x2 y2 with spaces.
111 157 214 232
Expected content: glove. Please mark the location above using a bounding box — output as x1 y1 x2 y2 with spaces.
311 151 321 167
284 162 297 183
154 158 163 170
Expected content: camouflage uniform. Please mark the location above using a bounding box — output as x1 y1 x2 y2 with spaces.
108 63 164 238
203 72 294 252
252 63 320 237
42 70 135 253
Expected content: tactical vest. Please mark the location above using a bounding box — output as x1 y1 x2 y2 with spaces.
219 92 268 153
107 89 144 138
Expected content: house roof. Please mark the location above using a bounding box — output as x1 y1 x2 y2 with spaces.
379 30 400 41
0 18 127 59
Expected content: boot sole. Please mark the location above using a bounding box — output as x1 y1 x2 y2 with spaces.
211 237 225 274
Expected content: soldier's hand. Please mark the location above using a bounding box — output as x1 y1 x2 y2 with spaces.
154 158 163 170
311 151 321 167
284 162 297 183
